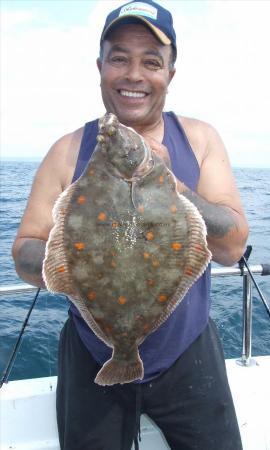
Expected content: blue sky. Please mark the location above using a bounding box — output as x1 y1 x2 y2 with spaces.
1 0 270 168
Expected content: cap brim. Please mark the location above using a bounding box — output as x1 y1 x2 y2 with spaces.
101 15 171 46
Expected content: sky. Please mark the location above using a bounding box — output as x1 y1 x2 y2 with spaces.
1 0 270 168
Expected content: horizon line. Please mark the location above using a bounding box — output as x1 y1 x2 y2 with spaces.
1 156 269 170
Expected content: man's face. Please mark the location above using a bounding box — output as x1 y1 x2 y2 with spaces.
97 23 175 130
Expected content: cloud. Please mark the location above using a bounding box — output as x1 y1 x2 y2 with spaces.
1 1 270 167
1 8 36 29
164 0 270 167
1 5 105 159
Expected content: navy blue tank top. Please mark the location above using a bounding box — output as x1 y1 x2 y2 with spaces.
70 112 211 382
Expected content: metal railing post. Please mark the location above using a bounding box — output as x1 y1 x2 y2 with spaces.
238 273 256 366
242 273 252 363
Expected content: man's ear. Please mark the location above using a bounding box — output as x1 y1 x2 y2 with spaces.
96 57 102 73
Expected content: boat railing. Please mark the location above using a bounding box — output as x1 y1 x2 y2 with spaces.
0 263 269 369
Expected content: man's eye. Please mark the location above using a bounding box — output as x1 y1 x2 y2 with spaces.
110 56 127 65
144 60 162 70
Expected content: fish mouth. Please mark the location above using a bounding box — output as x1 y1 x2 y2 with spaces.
124 137 155 182
118 89 149 99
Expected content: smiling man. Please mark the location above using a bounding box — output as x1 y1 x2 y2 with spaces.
12 1 248 449
97 26 175 131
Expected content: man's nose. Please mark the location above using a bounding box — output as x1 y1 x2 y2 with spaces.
125 59 144 82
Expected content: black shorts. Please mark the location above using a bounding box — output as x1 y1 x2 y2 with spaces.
56 315 242 450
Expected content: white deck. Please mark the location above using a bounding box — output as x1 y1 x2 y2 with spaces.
1 356 270 450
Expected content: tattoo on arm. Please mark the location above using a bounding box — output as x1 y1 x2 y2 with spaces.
17 239 46 277
182 189 236 238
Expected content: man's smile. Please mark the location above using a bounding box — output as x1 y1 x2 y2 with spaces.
118 89 148 98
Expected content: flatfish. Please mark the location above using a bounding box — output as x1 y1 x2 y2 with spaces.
43 113 211 386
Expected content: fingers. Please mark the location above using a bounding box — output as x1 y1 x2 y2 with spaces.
143 136 171 167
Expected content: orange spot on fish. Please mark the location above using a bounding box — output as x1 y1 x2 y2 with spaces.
56 265 65 273
170 205 177 213
87 291 96 301
88 169 95 176
143 323 151 332
146 231 154 241
137 204 144 213
111 222 118 228
118 296 127 305
143 252 150 259
159 175 164 183
185 267 193 276
171 242 182 251
152 259 160 267
158 294 168 303
111 260 117 268
74 242 85 251
77 195 86 204
98 212 106 221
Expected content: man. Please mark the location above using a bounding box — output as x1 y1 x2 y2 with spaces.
12 1 249 449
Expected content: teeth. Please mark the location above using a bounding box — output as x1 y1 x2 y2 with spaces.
120 90 146 98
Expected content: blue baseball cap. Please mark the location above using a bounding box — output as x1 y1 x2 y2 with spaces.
100 0 177 58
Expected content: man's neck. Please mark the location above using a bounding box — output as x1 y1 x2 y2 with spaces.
130 116 164 143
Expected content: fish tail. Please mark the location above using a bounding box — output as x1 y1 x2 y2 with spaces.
95 347 144 386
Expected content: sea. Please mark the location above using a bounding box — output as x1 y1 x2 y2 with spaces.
0 160 269 382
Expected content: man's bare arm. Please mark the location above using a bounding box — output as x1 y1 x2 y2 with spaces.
13 238 47 288
178 182 248 265
145 120 249 266
12 144 63 287
187 121 248 265
182 189 235 238
12 128 83 287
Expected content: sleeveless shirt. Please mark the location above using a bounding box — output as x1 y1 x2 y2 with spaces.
69 111 211 382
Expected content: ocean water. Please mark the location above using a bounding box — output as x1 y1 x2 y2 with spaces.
0 161 269 381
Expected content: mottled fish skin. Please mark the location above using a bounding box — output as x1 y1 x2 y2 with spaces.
43 113 212 386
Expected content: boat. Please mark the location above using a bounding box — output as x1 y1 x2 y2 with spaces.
1 254 270 450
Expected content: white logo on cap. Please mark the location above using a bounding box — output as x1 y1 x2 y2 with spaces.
119 2 158 20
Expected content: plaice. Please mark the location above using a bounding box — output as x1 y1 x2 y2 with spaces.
42 113 212 386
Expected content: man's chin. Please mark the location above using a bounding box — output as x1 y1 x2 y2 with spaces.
112 111 147 128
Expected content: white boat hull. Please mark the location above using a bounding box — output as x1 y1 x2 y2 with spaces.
1 356 270 450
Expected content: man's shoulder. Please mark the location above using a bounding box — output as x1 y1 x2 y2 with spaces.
45 126 84 168
52 117 99 157
36 126 85 189
176 114 216 137
52 126 84 154
172 115 218 165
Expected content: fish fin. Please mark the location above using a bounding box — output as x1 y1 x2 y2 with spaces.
42 183 77 297
95 347 144 386
69 296 110 345
43 181 110 344
153 192 212 331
